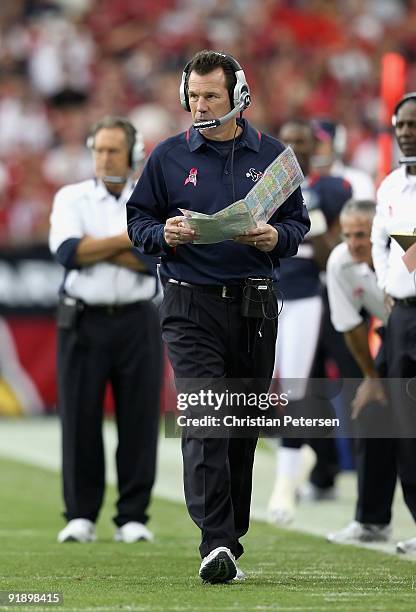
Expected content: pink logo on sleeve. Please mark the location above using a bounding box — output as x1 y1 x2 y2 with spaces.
184 168 198 186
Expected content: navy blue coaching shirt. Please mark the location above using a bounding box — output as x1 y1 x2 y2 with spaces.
127 119 310 284
278 173 353 301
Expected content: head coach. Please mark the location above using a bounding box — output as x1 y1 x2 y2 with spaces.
126 50 310 582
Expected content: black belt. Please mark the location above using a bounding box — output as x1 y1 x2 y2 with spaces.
396 297 416 307
168 278 243 299
83 301 143 315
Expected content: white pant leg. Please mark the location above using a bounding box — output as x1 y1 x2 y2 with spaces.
274 295 323 400
269 295 324 523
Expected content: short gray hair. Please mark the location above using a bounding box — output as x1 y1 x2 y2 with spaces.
340 198 376 220
88 115 137 153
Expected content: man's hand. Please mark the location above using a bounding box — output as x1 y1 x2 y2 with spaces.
164 216 196 247
351 377 388 420
234 224 278 252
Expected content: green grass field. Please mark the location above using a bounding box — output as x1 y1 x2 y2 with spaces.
1 457 416 611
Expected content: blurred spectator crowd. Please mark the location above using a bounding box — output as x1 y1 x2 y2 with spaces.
0 0 415 247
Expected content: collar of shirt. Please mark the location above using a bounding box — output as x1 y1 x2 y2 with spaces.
186 118 261 153
397 164 416 194
356 262 373 277
93 178 135 202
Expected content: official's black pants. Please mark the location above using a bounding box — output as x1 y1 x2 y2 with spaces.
383 302 416 522
57 301 162 526
353 437 396 524
160 283 277 559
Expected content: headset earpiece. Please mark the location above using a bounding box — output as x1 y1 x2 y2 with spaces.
392 92 416 127
130 128 145 168
179 52 251 114
232 68 251 111
179 60 192 111
86 135 94 150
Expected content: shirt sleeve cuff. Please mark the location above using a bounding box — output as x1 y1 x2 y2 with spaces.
160 226 175 256
55 237 81 269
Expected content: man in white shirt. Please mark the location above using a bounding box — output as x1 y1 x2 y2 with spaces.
326 198 397 545
371 92 416 554
49 116 162 544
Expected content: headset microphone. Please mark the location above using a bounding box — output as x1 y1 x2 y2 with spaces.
102 175 128 184
193 96 250 131
399 156 416 166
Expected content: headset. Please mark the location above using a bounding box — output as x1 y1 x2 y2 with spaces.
391 92 416 127
179 52 251 131
87 116 145 183
391 92 416 166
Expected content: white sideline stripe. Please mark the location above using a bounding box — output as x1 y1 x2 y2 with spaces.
0 417 185 502
0 417 415 558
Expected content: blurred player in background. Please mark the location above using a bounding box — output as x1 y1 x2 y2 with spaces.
312 120 375 200
268 118 352 525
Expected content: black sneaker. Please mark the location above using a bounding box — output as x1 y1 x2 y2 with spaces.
199 547 237 584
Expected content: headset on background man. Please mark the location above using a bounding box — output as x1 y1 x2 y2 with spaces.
391 92 416 166
86 116 145 184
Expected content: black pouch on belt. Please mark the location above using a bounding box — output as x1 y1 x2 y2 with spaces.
241 277 273 318
57 296 83 329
